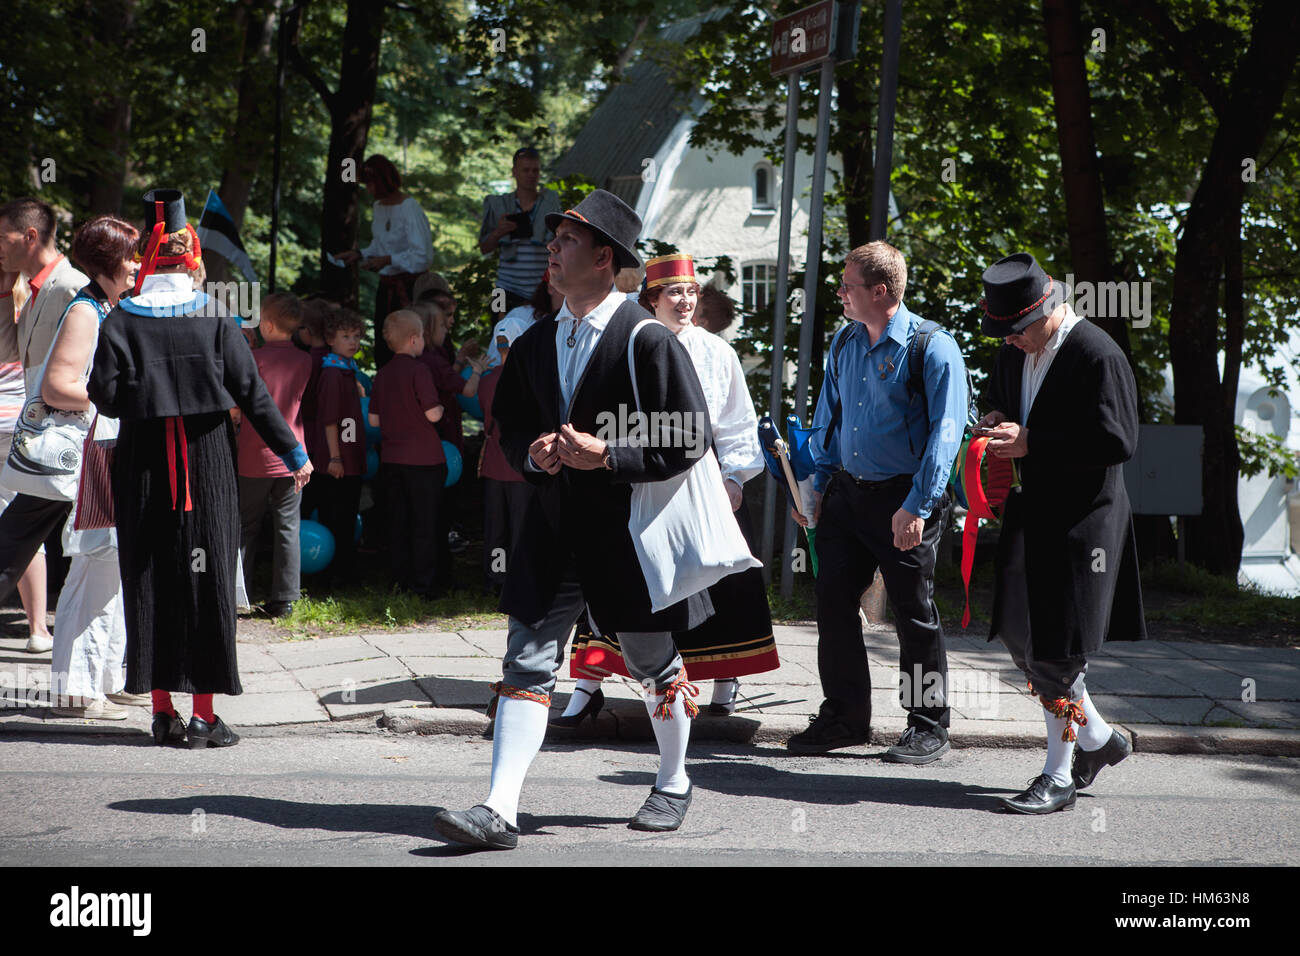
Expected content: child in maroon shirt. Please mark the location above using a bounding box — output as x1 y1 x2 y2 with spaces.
369 310 448 598
237 293 313 616
309 308 366 588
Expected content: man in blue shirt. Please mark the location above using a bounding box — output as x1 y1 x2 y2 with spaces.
788 241 967 763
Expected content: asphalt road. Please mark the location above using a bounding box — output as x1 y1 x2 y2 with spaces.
1 725 1296 867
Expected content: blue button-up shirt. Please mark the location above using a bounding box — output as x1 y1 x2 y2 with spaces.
810 301 967 518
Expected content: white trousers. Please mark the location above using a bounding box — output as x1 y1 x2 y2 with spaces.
50 552 126 699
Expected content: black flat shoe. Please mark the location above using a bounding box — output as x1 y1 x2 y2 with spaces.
1072 729 1132 790
151 711 186 746
999 774 1076 814
628 784 693 832
549 686 604 728
186 714 240 749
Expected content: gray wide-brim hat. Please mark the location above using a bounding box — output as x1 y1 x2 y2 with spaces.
544 188 642 270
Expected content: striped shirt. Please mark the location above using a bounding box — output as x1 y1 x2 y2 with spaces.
480 189 561 299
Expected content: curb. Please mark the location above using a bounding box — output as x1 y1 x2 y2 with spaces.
376 703 1300 757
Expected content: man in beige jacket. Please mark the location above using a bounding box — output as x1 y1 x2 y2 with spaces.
0 197 89 391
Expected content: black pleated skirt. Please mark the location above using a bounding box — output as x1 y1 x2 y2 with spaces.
113 412 243 695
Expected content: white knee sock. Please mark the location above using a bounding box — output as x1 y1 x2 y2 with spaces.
561 678 602 717
484 696 549 827
1074 690 1113 751
1040 706 1076 788
645 693 691 794
710 678 740 708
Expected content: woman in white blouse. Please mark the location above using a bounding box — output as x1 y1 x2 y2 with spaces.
332 154 433 367
557 254 779 724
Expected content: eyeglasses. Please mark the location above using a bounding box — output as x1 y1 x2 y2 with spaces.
838 278 872 292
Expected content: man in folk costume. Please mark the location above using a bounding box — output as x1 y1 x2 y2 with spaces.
976 253 1146 814
434 190 714 850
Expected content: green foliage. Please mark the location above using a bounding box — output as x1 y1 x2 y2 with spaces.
1236 425 1300 481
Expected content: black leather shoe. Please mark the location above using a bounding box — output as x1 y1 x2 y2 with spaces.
882 725 950 765
706 678 740 716
1072 729 1132 790
786 703 870 754
628 784 692 832
151 711 186 746
433 804 519 849
186 715 240 749
999 774 1077 814
549 686 604 728
264 601 293 619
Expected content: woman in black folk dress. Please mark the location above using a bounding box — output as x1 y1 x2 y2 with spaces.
88 190 312 748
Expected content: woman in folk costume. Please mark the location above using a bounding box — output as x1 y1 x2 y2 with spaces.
975 253 1145 814
88 189 312 748
557 254 777 726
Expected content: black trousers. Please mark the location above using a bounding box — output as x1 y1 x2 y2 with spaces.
813 472 952 732
0 493 71 605
314 474 362 588
384 462 447 595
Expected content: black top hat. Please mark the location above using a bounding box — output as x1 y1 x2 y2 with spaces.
979 252 1070 337
545 189 642 270
141 188 188 234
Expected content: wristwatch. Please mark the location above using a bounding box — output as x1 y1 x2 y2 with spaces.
601 447 613 471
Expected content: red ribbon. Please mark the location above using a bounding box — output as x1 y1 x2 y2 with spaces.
165 417 193 512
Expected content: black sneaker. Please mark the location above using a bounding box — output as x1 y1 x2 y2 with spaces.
264 601 293 619
447 530 469 555
786 704 871 754
882 725 950 764
433 804 519 850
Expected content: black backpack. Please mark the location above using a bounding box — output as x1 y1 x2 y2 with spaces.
823 319 976 453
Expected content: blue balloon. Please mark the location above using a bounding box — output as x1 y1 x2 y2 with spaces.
359 396 382 446
442 441 462 487
456 365 484 420
364 446 379 480
355 370 372 394
300 519 335 574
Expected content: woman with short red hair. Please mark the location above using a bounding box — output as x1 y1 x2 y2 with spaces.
41 215 140 719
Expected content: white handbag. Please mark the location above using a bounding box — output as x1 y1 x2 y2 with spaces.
0 295 98 501
624 319 760 612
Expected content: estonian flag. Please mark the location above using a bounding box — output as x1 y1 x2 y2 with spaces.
197 189 255 282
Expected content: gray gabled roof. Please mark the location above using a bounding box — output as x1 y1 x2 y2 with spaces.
552 12 721 208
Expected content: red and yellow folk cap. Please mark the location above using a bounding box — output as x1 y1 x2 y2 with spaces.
644 253 696 290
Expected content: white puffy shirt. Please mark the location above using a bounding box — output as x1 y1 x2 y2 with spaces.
674 323 763 487
360 197 434 276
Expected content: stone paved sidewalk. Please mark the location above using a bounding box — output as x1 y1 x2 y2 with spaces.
2 625 1297 756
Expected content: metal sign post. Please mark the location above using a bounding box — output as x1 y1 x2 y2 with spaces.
767 0 858 597
761 74 802 587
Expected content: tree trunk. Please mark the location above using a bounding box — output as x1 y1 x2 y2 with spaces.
288 0 386 307
208 0 279 284
1165 0 1300 574
834 66 874 250
1040 0 1133 361
84 0 137 216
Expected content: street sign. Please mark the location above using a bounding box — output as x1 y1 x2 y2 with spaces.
771 0 838 76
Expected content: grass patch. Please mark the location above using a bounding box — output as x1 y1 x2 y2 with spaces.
282 586 506 637
1140 560 1300 630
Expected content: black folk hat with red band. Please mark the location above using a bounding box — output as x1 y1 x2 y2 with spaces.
544 188 642 270
978 252 1070 337
132 187 203 295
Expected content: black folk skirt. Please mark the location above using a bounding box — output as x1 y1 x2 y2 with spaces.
113 412 243 695
569 495 779 681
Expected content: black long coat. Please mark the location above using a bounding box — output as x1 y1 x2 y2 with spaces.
492 300 713 634
88 302 301 694
984 318 1147 660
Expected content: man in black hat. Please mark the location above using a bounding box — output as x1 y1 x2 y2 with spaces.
976 252 1146 814
434 189 714 850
